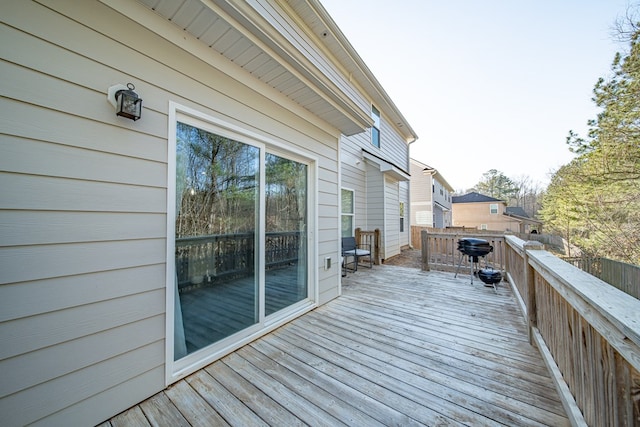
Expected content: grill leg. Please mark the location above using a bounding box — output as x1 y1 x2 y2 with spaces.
469 256 474 285
454 252 465 278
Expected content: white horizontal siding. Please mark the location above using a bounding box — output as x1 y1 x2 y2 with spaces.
340 117 409 258
341 114 409 178
410 160 432 204
0 135 166 187
0 289 165 360
433 177 452 209
0 98 167 162
0 266 164 322
410 160 434 227
37 366 165 427
379 117 409 170
2 341 165 427
0 315 164 398
0 239 166 285
1 0 342 425
341 163 367 230
341 114 408 173
0 211 166 246
0 173 167 213
365 162 384 232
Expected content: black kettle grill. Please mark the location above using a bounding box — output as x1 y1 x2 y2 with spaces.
455 237 501 291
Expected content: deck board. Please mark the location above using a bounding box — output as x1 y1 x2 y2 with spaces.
108 265 570 426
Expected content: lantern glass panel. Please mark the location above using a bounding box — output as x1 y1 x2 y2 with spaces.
116 90 142 120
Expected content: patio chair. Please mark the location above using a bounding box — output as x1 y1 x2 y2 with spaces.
341 236 372 271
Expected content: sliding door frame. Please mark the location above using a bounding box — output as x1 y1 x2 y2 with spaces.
165 102 318 384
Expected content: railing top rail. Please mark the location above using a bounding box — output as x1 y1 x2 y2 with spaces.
425 232 507 240
527 248 640 371
505 235 527 255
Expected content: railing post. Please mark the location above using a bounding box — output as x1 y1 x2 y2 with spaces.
523 241 544 344
374 228 381 265
421 229 430 271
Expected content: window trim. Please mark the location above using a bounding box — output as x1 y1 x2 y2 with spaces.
371 105 380 148
489 203 499 214
341 188 355 237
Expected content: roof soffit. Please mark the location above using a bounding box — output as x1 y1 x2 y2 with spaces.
293 0 418 143
128 0 371 135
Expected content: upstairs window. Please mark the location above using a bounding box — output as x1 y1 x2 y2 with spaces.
371 105 380 148
489 203 498 214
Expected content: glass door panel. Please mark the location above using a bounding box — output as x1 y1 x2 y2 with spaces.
264 153 308 316
174 122 259 359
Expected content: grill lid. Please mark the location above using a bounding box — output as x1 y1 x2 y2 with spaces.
457 238 490 247
457 238 493 257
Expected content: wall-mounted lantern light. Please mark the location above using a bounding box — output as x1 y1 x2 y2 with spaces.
107 83 142 121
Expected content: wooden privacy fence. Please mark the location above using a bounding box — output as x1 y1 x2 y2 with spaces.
504 235 640 426
419 230 506 273
563 256 640 300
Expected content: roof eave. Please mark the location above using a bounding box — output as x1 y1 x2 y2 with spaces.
304 0 418 143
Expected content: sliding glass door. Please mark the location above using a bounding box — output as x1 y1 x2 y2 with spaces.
173 122 260 358
171 116 311 363
265 153 308 316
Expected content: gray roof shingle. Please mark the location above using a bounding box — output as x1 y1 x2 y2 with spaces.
452 192 503 203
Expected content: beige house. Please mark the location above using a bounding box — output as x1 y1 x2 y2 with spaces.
409 159 454 228
0 1 415 425
452 192 542 233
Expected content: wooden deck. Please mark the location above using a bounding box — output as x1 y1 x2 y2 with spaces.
104 265 569 426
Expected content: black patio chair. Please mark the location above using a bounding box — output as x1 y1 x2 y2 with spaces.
341 236 372 272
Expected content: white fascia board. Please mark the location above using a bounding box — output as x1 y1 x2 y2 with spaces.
216 0 372 131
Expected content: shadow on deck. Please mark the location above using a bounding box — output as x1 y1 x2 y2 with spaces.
105 264 569 426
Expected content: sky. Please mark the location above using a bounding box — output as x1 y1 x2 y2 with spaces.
321 0 632 192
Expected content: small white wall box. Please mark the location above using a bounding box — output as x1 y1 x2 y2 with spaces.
324 257 332 270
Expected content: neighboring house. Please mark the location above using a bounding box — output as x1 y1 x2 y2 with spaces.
452 192 542 233
505 206 543 234
0 1 415 425
409 159 454 229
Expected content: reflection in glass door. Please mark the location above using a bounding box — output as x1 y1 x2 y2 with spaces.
173 122 259 359
264 153 308 316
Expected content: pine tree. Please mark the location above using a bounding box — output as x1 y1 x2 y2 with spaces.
542 12 640 264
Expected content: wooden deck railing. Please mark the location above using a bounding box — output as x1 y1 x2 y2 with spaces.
563 256 640 300
420 229 640 425
176 231 302 290
355 227 381 265
505 235 640 426
419 230 506 272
